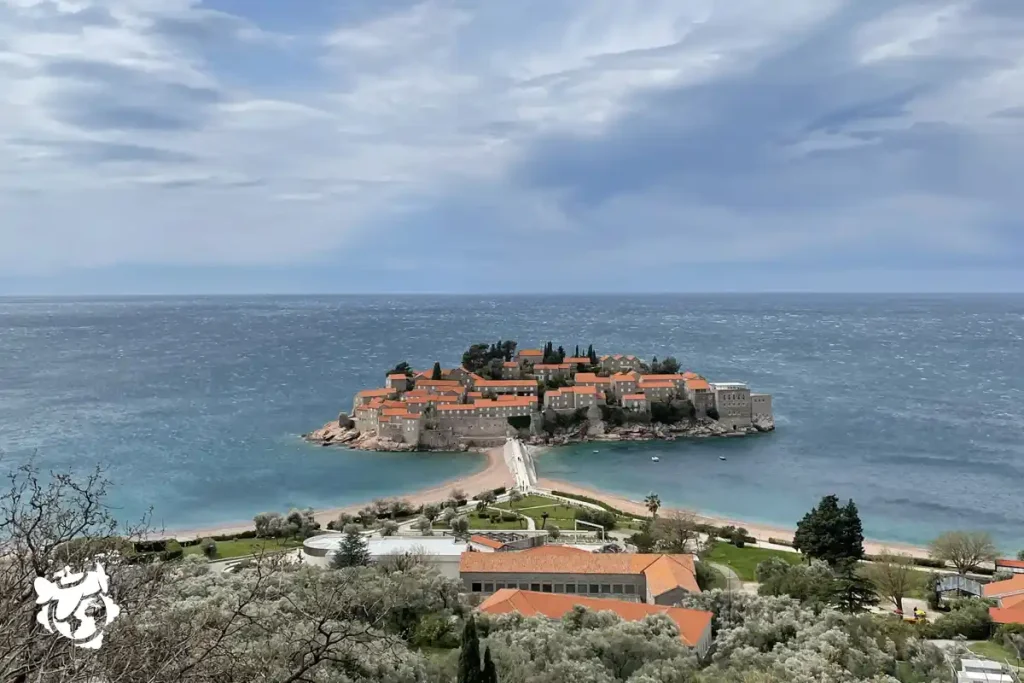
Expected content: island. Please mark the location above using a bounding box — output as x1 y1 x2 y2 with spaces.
303 340 775 452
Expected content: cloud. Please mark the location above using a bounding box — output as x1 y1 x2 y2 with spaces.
0 0 1022 290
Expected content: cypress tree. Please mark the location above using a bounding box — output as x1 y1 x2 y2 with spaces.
457 616 483 683
482 645 498 683
431 362 443 380
574 345 580 358
556 345 565 362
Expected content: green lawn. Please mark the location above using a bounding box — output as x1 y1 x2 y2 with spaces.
969 640 1021 665
182 537 304 560
706 543 803 581
496 495 561 510
436 512 527 531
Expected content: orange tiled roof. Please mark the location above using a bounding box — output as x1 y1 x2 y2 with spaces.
497 394 536 403
387 373 408 380
622 393 647 401
437 404 477 412
611 372 639 382
984 574 1024 598
574 373 612 384
991 599 1024 624
477 589 712 647
461 547 700 595
404 396 432 404
415 379 463 388
534 363 572 370
640 374 685 382
997 559 1024 570
682 371 701 380
641 381 675 389
382 400 406 409
357 388 395 398
468 391 484 398
503 362 518 368
367 397 385 408
475 379 538 388
470 535 506 550
565 357 591 364
518 349 544 356
685 379 710 391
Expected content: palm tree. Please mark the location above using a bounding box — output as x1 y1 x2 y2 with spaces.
644 492 662 519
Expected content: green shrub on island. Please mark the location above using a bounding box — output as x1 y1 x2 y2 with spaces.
576 507 617 532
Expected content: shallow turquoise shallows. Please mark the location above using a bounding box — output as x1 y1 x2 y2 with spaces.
1 294 1021 548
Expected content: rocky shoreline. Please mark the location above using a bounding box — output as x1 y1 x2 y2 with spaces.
303 415 774 452
302 421 473 452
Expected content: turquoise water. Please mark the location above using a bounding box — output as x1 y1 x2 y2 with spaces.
1 295 1022 547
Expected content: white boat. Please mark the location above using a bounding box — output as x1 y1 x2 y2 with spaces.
651 456 660 462
719 456 727 461
592 449 599 453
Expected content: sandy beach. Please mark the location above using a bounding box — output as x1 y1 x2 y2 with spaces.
538 477 930 558
165 446 512 540
165 444 928 558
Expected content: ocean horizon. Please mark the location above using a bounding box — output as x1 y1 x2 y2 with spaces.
1 294 1022 549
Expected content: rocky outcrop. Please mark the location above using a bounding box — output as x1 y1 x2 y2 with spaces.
302 422 469 452
525 416 772 447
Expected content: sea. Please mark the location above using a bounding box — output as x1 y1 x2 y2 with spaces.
0 295 1022 549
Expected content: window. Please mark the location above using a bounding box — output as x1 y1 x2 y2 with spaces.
542 584 553 593
600 584 611 594
577 584 587 594
590 584 600 594
519 583 529 590
483 583 494 593
472 583 482 592
612 584 623 594
554 584 565 594
531 583 541 592
624 584 636 595
565 583 576 593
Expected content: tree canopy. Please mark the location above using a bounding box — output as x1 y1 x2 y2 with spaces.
793 495 865 566
388 361 414 378
928 530 997 575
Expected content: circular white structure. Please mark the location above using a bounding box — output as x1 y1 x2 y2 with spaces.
303 534 492 578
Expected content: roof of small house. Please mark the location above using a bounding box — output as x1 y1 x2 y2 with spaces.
996 559 1024 570
387 373 408 380
503 362 519 368
470 535 506 550
640 374 685 382
641 381 675 389
518 349 544 356
356 388 395 398
477 590 712 647
984 574 1024 598
437 404 477 412
685 379 710 391
622 393 647 401
574 373 612 384
611 372 639 383
474 379 539 388
565 357 591 363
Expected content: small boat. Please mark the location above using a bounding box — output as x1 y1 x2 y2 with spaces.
592 449 599 454
719 456 727 461
651 456 660 462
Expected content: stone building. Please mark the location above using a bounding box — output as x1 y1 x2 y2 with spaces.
533 363 571 383
710 382 753 429
544 385 605 412
599 355 643 373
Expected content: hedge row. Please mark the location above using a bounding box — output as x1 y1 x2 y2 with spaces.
768 537 794 547
550 491 624 515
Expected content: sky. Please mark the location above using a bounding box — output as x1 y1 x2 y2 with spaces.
1 0 1023 295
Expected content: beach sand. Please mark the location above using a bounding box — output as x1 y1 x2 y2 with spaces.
164 444 928 558
165 446 512 540
537 477 930 558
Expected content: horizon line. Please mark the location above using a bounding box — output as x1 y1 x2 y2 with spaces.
2 291 1024 298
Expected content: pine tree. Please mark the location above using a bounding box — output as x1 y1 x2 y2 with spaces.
331 526 370 568
482 645 498 683
457 616 483 683
793 495 864 566
574 345 580 358
556 345 565 362
431 362 443 380
587 344 598 365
